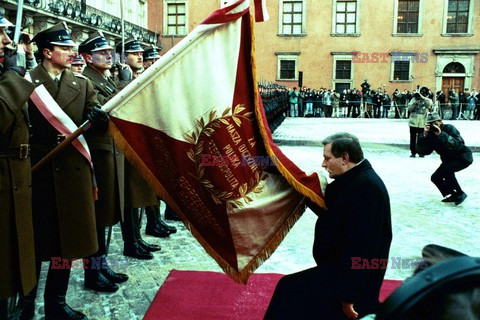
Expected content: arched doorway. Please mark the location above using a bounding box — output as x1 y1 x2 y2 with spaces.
442 62 465 100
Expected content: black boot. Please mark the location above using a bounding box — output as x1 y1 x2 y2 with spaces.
10 288 37 320
137 239 161 252
44 295 87 320
123 242 153 260
164 204 181 221
44 265 87 320
148 206 177 233
99 256 128 283
145 206 173 238
84 268 119 293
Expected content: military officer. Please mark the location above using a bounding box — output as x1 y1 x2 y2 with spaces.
78 31 131 293
0 10 36 320
142 45 161 69
115 38 161 259
141 45 177 238
13 22 108 320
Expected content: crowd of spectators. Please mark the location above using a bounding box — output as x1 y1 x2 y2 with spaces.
286 85 480 121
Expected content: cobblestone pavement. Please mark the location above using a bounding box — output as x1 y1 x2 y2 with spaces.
26 118 479 319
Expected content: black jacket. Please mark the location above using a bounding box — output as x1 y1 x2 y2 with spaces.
417 124 473 163
313 160 392 312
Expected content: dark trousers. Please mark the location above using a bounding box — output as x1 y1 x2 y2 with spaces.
409 126 424 155
265 267 350 320
431 160 471 197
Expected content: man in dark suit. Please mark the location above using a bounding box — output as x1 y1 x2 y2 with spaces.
265 132 392 320
79 31 129 293
14 22 108 320
0 11 36 320
417 112 473 205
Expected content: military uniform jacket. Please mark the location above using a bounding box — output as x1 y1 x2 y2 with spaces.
0 71 36 299
82 65 125 227
28 65 98 260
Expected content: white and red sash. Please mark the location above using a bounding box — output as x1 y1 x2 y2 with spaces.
25 74 98 199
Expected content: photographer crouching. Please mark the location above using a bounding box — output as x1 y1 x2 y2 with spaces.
417 112 473 205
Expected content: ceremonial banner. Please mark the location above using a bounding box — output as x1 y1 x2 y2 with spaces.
103 0 326 283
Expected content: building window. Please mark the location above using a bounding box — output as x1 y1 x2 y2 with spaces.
446 0 469 33
331 54 354 89
397 0 419 33
393 61 410 80
279 0 305 35
335 60 351 80
164 0 187 36
277 54 299 80
335 0 357 34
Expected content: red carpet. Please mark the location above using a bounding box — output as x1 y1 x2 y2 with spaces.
143 270 402 320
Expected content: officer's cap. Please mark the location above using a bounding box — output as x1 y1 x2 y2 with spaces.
0 7 13 28
143 45 161 60
426 112 442 123
79 31 113 54
116 37 143 55
71 54 86 65
31 22 75 50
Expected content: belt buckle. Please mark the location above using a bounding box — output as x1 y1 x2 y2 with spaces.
57 134 66 145
19 144 30 159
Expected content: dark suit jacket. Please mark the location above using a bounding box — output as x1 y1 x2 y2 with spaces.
417 124 473 164
313 159 392 315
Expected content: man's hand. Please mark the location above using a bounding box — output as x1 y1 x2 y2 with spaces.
87 106 109 133
19 33 34 60
425 123 441 136
117 64 132 82
3 47 26 77
341 302 359 319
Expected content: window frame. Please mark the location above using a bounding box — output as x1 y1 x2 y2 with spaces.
390 55 413 82
331 0 361 37
442 0 475 36
331 53 354 89
278 0 307 36
163 0 188 36
276 53 300 81
393 0 424 36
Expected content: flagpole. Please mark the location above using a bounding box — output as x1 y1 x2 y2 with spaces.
13 0 24 45
120 0 125 56
31 120 92 173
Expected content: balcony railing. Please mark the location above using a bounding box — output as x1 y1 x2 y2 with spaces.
1 0 160 47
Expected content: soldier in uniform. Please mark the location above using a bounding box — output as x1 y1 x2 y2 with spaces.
0 10 36 320
13 22 108 320
78 31 129 293
116 38 161 259
141 45 177 238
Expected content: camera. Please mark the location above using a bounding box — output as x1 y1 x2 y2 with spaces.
429 123 438 133
414 92 421 99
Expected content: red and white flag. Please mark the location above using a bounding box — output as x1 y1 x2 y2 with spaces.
103 0 326 283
